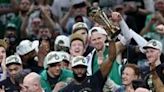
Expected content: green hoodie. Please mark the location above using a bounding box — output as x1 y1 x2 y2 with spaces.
40 69 73 92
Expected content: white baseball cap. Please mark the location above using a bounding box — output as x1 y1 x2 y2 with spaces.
143 39 162 52
55 35 70 48
44 51 62 68
6 55 22 66
72 22 88 33
6 23 17 30
71 56 87 67
32 40 39 53
16 40 39 55
59 51 70 61
89 27 107 37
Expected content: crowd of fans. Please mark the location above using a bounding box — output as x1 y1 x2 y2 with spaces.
0 0 164 92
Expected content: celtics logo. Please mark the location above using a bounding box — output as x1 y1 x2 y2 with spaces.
58 40 64 46
74 57 86 64
152 41 157 46
54 53 60 60
8 56 19 63
62 54 67 60
48 53 60 61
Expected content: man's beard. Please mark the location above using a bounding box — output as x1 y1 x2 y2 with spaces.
38 35 50 40
73 71 87 83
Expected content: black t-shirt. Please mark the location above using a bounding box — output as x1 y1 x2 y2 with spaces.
0 77 20 92
144 63 164 90
156 63 164 84
23 58 44 74
47 72 60 90
60 70 106 92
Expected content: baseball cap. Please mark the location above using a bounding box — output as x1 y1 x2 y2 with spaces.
6 55 22 66
16 40 39 56
72 0 86 8
70 33 85 44
89 27 107 37
71 56 87 67
44 51 62 68
55 35 70 48
32 40 39 53
143 39 162 52
59 51 70 61
0 39 7 49
6 23 17 30
72 22 88 33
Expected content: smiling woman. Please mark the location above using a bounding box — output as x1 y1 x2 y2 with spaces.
115 64 140 92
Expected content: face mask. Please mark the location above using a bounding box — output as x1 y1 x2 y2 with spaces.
6 35 17 44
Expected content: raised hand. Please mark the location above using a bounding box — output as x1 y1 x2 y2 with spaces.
156 24 164 34
0 86 5 92
111 12 122 27
1 53 6 73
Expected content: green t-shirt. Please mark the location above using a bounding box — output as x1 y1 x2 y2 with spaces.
0 0 10 38
0 0 20 38
145 14 156 32
92 46 122 85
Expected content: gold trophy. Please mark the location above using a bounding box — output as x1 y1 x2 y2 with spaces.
89 7 120 39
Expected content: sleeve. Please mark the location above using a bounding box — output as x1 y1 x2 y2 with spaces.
103 77 120 92
129 29 148 53
51 0 61 18
143 0 155 13
119 19 132 41
119 19 148 52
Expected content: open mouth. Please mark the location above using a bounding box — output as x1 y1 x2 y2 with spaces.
75 49 80 53
122 78 127 82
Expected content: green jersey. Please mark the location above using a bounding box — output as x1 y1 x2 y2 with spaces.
92 46 122 85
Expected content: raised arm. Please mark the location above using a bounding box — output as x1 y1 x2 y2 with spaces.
100 39 116 78
20 4 35 39
0 55 7 81
112 12 147 53
40 5 57 30
60 6 75 33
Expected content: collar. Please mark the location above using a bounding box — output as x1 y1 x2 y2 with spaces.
42 88 45 92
